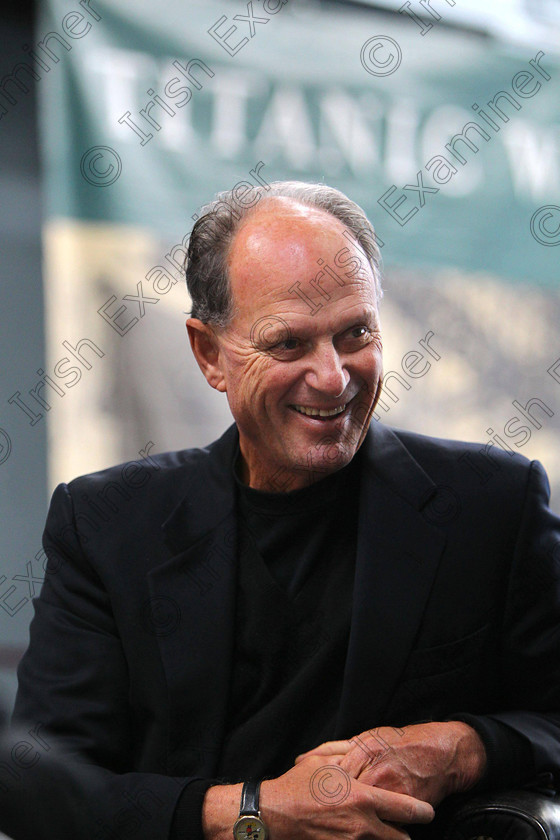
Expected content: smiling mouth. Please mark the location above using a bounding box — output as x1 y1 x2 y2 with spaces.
290 403 348 419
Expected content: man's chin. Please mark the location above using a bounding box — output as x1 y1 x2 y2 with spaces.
279 439 356 487
309 445 356 476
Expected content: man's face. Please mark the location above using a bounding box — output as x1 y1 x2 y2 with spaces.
191 199 383 491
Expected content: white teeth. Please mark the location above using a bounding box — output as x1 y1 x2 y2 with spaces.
292 404 346 418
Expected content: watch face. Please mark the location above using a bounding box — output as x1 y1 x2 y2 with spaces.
233 815 267 840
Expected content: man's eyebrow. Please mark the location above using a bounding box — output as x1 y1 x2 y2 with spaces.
254 310 379 343
253 322 295 346
337 309 379 330
260 330 289 344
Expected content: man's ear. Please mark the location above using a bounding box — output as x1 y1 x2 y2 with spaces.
186 318 227 392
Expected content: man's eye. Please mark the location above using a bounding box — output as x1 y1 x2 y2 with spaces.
337 325 375 351
348 325 372 341
279 338 299 350
266 336 299 351
264 337 301 358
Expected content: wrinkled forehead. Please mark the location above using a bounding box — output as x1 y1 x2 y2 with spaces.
226 197 374 310
229 196 352 257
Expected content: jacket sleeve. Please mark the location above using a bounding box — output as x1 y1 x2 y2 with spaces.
452 459 560 791
7 482 215 840
0 725 214 840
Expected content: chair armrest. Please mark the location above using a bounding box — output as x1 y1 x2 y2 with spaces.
440 789 560 840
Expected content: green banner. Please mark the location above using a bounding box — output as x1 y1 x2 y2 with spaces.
36 0 560 285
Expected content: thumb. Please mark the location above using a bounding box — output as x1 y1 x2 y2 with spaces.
294 739 352 763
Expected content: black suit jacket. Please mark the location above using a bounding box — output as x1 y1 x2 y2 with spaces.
7 420 560 839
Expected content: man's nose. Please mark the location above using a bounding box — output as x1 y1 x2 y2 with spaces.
304 343 349 398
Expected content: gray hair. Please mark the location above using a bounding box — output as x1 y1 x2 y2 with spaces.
185 180 383 326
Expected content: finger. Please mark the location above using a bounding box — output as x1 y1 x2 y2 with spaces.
294 750 347 765
381 825 414 840
382 824 415 840
339 748 374 777
339 744 391 779
363 784 435 825
295 739 352 762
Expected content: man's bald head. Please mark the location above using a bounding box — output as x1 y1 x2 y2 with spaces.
184 181 383 327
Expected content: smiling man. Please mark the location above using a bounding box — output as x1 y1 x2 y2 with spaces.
187 196 383 491
10 182 560 840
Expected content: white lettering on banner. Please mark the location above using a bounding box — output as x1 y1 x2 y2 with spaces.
82 45 560 201
502 121 560 199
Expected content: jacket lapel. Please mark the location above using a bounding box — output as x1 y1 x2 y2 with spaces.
148 424 240 776
149 420 448 766
335 421 447 736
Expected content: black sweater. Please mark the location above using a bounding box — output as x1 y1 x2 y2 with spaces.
171 446 532 839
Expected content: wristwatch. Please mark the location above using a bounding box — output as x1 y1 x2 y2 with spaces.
232 780 268 840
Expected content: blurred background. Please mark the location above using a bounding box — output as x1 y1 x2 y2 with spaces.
1 0 559 709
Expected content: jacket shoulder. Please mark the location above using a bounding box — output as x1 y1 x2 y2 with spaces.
392 425 533 469
65 424 237 501
385 424 539 500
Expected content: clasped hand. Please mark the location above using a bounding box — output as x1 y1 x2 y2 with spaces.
295 720 486 806
256 722 485 840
